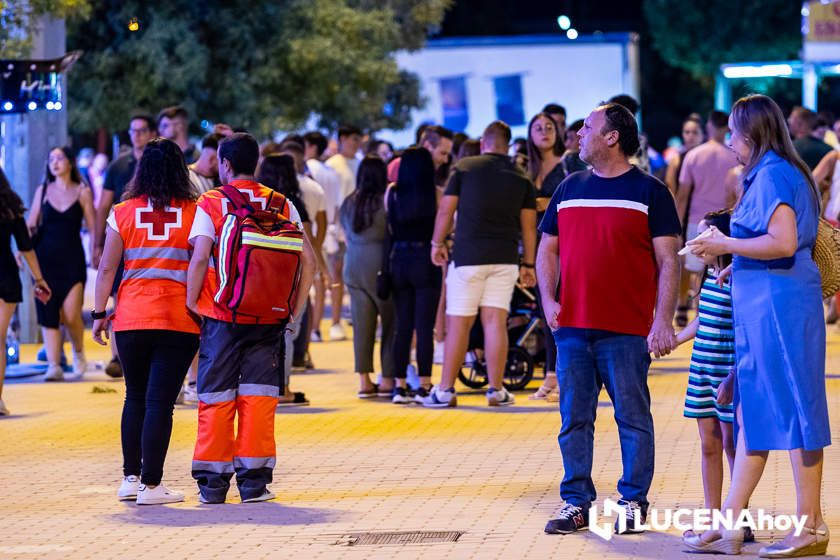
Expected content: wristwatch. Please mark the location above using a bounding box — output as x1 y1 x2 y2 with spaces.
91 309 108 320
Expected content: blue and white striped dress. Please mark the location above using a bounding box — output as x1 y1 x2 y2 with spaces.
683 268 735 423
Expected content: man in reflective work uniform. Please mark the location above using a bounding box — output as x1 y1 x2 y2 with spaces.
186 133 315 503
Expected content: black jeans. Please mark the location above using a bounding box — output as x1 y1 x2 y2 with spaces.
391 243 441 379
292 299 310 363
116 329 199 485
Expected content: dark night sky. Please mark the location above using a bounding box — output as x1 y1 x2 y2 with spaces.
438 0 645 37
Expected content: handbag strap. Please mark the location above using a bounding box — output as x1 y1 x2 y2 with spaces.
381 213 392 274
36 182 48 231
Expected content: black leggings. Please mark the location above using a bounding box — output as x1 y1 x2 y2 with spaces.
391 244 441 379
115 329 199 485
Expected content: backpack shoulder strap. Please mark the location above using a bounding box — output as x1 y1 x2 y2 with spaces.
267 191 290 216
220 184 253 212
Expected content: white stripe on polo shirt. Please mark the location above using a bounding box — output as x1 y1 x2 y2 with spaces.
557 199 649 214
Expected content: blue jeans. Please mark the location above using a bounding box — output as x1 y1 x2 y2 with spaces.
553 328 654 508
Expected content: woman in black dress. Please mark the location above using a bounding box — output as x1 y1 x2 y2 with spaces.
26 147 95 382
0 166 51 414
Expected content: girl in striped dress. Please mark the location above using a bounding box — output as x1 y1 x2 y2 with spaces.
675 209 738 519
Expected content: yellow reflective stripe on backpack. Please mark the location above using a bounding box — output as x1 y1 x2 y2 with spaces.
241 232 304 252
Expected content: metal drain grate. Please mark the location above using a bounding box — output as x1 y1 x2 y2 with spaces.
336 531 463 546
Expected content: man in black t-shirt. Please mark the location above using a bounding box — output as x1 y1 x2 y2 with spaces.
421 120 537 409
788 106 833 170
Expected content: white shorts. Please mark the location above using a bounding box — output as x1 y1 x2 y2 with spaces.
445 263 519 316
683 222 706 273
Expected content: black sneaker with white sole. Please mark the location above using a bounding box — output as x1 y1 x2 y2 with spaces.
614 499 648 534
545 503 590 534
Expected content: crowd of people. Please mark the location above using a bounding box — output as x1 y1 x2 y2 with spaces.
0 93 837 556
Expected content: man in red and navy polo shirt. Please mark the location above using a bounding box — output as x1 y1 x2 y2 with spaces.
537 102 680 536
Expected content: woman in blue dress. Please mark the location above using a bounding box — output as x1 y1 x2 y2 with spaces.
684 94 830 557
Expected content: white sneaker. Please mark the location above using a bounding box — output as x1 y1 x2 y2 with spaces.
118 475 140 500
433 341 445 364
182 384 198 404
420 385 457 408
310 330 322 343
329 322 346 341
43 364 64 382
487 387 515 407
136 483 185 505
72 351 87 376
0 399 9 416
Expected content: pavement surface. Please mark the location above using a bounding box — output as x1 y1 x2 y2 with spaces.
1 323 839 559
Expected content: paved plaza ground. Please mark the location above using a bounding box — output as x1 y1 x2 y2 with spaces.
1 324 839 559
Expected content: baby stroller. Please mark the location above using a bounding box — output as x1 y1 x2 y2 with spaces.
457 283 546 391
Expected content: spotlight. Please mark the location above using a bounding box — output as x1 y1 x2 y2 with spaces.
566 28 579 40
2 101 12 111
557 15 571 31
28 101 37 111
55 102 62 110
46 101 55 110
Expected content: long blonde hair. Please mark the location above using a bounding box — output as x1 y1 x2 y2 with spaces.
730 94 819 207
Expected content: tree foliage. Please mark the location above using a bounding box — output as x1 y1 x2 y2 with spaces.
66 0 450 136
0 0 91 58
643 0 802 84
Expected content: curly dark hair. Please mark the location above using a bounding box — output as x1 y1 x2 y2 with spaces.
0 165 25 222
123 138 195 209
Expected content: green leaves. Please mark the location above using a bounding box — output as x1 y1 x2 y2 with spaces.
64 0 451 135
643 0 802 83
0 0 91 58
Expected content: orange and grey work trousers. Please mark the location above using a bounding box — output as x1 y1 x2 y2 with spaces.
192 317 285 502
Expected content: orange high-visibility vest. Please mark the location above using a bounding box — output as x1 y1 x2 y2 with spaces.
111 196 199 333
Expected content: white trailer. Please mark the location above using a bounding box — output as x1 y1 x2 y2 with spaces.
383 32 640 147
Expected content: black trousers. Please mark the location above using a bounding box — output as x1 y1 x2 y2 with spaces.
390 244 441 379
116 329 199 485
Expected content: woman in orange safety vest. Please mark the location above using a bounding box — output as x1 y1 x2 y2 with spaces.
92 138 200 505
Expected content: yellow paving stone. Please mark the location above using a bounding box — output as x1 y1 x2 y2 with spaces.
0 322 838 559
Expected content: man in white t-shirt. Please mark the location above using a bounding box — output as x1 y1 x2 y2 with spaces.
304 131 343 343
187 133 223 196
322 125 362 341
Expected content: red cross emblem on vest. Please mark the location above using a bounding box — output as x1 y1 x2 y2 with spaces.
135 203 182 241
220 189 267 215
